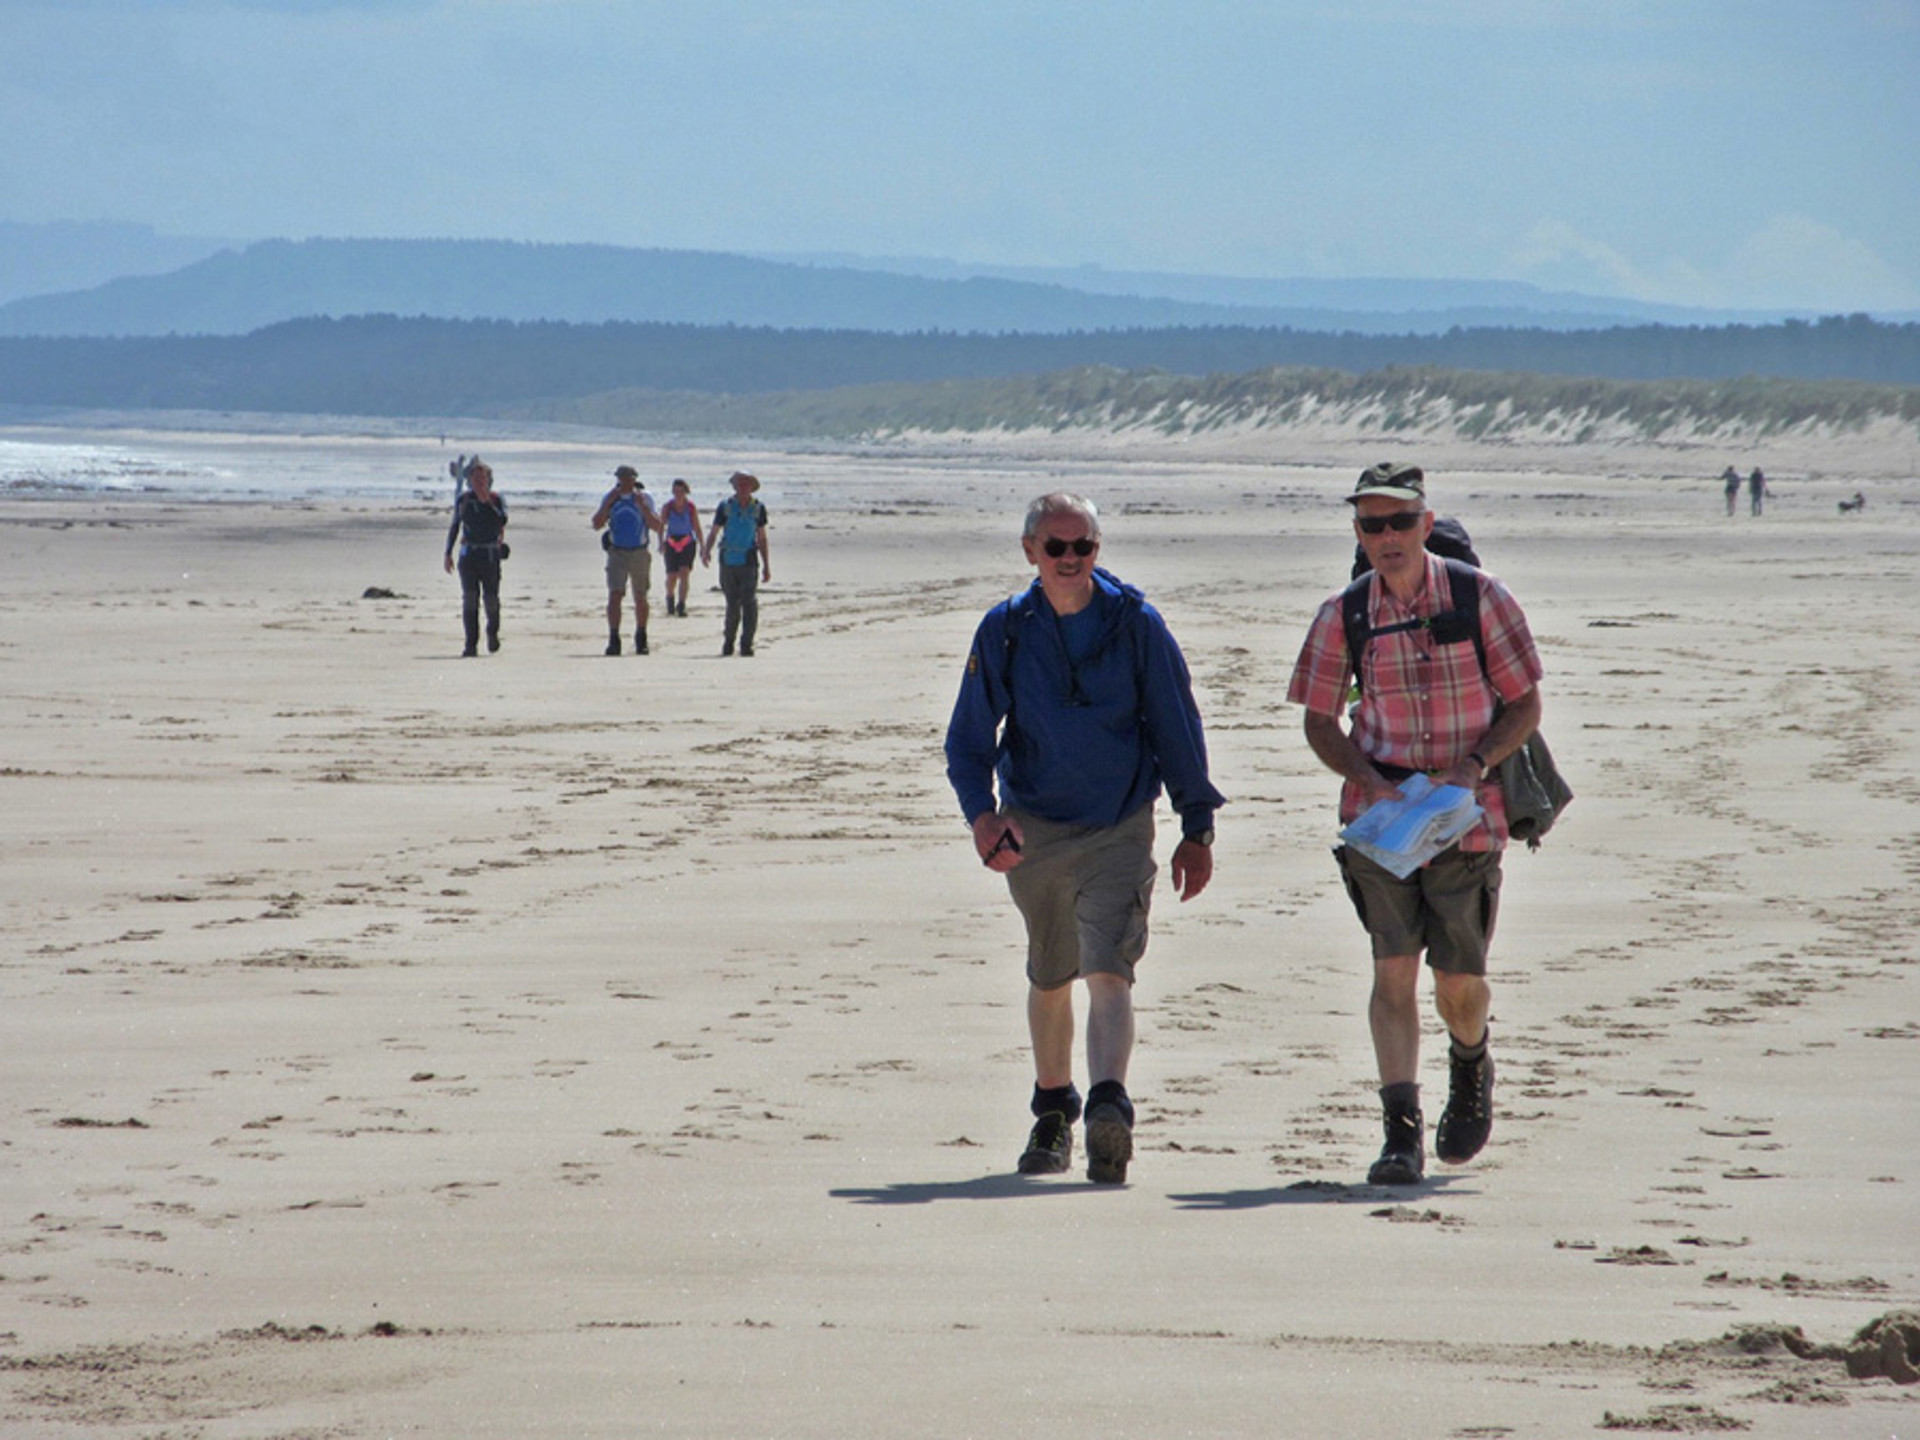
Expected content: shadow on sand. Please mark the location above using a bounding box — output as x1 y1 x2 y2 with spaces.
1169 1176 1477 1210
830 1174 1479 1207
830 1173 1124 1205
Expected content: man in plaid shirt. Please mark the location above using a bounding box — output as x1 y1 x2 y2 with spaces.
1287 462 1544 1185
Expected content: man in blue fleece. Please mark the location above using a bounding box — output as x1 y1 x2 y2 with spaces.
945 493 1224 1184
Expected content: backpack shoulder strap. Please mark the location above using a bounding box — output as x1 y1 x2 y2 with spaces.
1441 558 1486 679
1340 575 1374 693
1343 563 1488 696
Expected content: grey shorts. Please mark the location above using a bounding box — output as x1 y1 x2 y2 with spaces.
1334 844 1502 975
1003 804 1156 989
606 547 652 592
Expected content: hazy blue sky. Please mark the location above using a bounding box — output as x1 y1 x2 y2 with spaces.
5 0 1916 310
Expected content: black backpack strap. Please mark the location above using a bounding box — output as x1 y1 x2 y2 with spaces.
1339 575 1373 695
1442 558 1486 679
1342 562 1487 698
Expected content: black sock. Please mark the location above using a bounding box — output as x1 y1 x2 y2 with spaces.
1450 1029 1490 1065
1086 1079 1133 1127
1031 1083 1082 1125
1380 1080 1421 1115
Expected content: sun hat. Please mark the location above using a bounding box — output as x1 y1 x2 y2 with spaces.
615 465 639 480
729 471 761 493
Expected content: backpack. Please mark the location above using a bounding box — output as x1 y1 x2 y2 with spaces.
717 497 764 565
1339 526 1572 849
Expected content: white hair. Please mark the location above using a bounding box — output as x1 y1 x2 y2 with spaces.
1023 492 1100 541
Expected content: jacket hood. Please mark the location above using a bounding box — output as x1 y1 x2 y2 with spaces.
1014 567 1143 656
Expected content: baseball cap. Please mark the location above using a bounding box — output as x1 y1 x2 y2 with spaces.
1346 462 1426 504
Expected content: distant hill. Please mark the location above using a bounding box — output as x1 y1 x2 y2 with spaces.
756 252 1813 329
0 235 1856 341
0 238 1315 338
0 221 236 307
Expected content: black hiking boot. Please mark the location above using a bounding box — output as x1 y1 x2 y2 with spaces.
1436 1042 1495 1165
1085 1104 1133 1185
635 627 649 655
605 634 621 656
1017 1112 1073 1175
1368 1084 1424 1186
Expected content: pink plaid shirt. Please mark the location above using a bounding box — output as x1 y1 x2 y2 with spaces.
1287 554 1543 851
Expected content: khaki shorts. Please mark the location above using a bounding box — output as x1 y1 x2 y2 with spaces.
1004 804 1156 989
606 546 652 592
1335 844 1502 975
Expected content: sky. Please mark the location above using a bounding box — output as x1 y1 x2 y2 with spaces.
4 0 1918 312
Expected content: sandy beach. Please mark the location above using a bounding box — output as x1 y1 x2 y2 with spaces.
1 420 1916 1437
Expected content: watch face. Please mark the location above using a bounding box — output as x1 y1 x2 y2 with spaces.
1189 829 1215 847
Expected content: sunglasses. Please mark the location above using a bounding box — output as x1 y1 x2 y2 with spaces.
1355 512 1425 535
1041 537 1098 558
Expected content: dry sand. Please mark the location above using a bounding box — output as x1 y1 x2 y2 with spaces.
1 422 1917 1437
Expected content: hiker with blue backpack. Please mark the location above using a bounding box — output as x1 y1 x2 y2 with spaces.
1287 462 1545 1187
704 471 771 657
591 466 662 656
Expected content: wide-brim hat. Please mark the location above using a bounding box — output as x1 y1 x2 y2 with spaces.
614 465 639 480
1347 461 1426 504
729 471 761 493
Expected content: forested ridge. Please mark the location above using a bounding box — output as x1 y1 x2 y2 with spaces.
2 312 1916 437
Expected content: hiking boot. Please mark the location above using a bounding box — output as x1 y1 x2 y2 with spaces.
605 636 621 656
722 639 735 656
486 632 500 654
1436 1046 1495 1165
461 644 478 658
1017 1111 1073 1175
1368 1089 1424 1186
740 643 754 657
1085 1103 1133 1185
635 628 649 655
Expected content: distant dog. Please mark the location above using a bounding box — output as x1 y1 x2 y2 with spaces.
1838 492 1866 514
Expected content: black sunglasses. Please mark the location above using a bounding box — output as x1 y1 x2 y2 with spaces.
1041 537 1098 557
1356 512 1425 535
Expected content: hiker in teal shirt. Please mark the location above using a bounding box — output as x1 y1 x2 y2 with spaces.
704 470 770 657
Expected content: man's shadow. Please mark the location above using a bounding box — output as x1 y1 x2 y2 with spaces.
829 1174 1115 1205
1168 1175 1476 1210
829 1174 1476 1207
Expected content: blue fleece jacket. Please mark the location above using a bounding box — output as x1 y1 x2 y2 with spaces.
944 569 1224 837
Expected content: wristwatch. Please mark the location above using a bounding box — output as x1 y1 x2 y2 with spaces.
1185 828 1215 847
1467 750 1490 781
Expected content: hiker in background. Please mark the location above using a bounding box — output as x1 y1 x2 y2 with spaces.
1287 462 1544 1188
592 465 661 655
660 478 706 617
444 460 508 658
705 470 770 657
1749 467 1769 517
1722 466 1742 517
944 492 1223 1185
